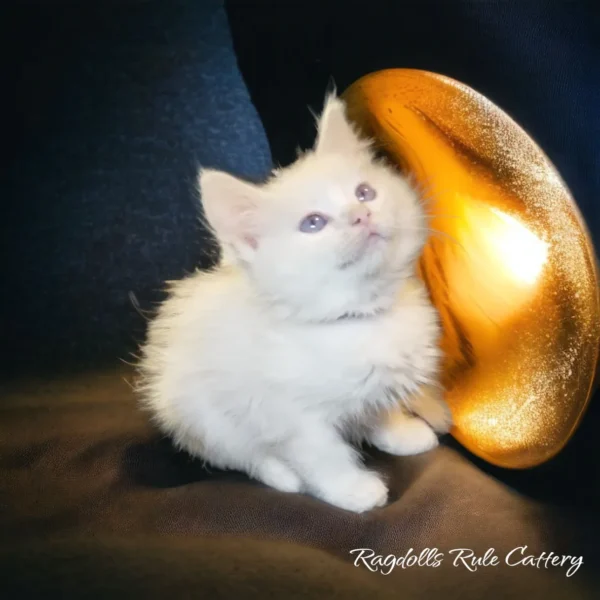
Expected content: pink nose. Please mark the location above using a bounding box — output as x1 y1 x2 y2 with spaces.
351 206 372 226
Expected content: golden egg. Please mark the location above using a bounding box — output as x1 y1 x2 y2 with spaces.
343 69 599 468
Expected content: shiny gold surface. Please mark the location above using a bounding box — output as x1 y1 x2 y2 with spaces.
343 69 600 468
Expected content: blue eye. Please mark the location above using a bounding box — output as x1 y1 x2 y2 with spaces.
299 213 328 233
356 182 376 202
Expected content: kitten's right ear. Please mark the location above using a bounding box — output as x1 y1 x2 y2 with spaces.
199 169 263 255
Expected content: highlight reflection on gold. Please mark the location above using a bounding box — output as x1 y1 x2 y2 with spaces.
479 207 548 286
343 69 599 468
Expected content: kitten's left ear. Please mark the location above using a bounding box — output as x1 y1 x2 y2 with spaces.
314 94 365 155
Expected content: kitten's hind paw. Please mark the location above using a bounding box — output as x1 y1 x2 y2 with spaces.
410 385 453 434
371 413 439 456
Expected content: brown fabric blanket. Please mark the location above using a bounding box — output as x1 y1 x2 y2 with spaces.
1 369 597 598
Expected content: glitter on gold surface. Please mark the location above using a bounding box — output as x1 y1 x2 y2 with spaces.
343 69 600 468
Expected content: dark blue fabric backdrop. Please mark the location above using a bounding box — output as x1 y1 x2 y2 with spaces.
2 1 272 376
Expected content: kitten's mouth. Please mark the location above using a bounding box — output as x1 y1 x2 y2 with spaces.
339 230 388 269
366 225 389 244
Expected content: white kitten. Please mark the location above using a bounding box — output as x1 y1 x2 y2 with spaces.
138 95 452 513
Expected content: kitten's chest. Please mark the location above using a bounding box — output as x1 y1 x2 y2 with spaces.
267 306 437 398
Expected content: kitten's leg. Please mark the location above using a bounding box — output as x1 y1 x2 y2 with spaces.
175 424 303 493
253 456 303 494
370 406 439 456
278 423 388 513
409 384 453 434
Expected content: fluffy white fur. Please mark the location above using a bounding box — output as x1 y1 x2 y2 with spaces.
138 95 452 513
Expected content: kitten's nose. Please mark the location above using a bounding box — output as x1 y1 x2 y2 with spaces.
350 206 372 227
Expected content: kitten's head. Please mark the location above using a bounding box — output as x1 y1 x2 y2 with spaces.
200 95 427 320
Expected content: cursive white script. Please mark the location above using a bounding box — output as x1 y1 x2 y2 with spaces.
349 548 443 575
505 545 583 577
350 547 583 577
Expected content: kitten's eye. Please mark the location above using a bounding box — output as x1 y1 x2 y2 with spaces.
355 182 376 202
299 213 328 233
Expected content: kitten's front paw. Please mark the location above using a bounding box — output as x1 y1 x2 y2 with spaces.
256 457 303 493
371 415 439 456
317 469 388 513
